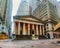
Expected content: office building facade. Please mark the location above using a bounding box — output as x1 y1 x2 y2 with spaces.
33 0 59 38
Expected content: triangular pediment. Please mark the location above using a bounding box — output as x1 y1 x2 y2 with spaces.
13 15 43 23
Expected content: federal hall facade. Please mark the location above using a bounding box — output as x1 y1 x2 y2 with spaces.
14 16 44 35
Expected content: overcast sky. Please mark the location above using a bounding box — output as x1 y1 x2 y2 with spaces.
12 0 60 16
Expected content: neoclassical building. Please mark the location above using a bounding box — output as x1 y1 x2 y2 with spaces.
13 15 45 39
13 0 59 39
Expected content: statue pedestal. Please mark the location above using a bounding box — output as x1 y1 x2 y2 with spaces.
32 37 38 40
31 35 38 40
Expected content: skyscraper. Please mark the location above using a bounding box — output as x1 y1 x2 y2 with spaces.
55 0 60 18
6 0 12 36
0 0 12 37
33 0 59 38
30 0 41 15
0 0 7 24
17 0 30 15
0 0 8 39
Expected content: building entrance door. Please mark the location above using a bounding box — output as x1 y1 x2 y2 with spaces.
30 29 34 36
20 30 23 35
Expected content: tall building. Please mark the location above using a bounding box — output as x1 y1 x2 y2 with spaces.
0 0 7 24
0 0 12 38
55 0 60 18
33 0 59 38
0 0 8 29
17 0 42 16
0 0 8 39
17 0 30 15
30 0 42 15
6 0 12 36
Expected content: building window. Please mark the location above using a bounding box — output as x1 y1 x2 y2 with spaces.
0 22 1 24
46 24 48 26
2 27 4 29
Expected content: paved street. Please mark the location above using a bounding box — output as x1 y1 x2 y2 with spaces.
0 39 60 48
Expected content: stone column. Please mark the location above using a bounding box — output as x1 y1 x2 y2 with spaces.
28 24 30 35
43 25 44 35
32 24 34 30
36 25 38 35
32 24 35 35
18 22 20 35
23 23 26 35
40 25 42 35
14 22 18 35
13 22 16 34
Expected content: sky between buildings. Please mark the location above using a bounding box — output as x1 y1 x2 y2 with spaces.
12 0 60 16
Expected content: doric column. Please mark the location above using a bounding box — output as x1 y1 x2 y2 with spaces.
32 24 35 34
28 24 30 35
23 23 26 35
36 25 38 35
32 24 34 30
13 22 16 34
18 22 20 35
40 25 42 35
14 22 18 35
43 25 44 35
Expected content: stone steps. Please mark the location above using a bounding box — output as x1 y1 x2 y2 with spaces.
38 35 47 39
15 35 32 40
14 35 47 40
